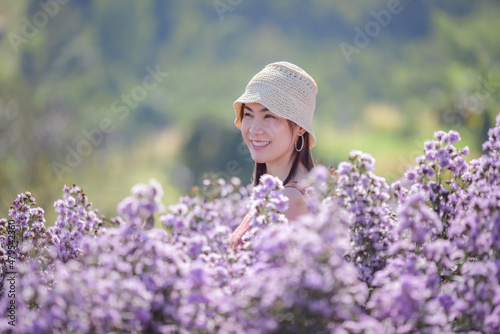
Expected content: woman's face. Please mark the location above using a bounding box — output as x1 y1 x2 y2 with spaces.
240 103 298 165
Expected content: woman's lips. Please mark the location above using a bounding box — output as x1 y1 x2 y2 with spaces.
250 140 270 151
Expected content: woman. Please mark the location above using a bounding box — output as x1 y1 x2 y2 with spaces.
229 61 318 250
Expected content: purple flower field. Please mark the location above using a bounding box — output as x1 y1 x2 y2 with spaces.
1 114 500 333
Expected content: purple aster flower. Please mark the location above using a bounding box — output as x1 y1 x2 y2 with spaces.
447 130 461 144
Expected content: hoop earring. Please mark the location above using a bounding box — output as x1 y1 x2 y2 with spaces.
295 134 304 152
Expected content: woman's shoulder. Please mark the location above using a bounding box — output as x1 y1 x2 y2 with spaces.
282 182 308 220
283 181 305 195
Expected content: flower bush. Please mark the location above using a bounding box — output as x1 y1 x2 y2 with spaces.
1 113 500 333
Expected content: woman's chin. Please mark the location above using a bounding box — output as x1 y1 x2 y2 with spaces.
250 154 267 164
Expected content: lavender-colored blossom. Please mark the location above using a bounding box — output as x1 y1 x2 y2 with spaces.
232 201 370 333
397 190 443 244
447 130 461 144
335 150 397 285
2 112 500 333
483 125 500 152
246 174 288 232
48 184 106 263
117 179 165 230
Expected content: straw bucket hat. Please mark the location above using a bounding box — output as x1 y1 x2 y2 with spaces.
233 61 317 148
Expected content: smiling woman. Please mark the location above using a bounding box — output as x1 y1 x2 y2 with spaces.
229 61 318 250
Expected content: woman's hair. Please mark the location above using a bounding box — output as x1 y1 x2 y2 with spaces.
239 104 315 186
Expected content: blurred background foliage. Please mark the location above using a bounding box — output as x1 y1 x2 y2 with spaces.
0 0 499 225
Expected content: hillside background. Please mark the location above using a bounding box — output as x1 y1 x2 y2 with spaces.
0 0 499 225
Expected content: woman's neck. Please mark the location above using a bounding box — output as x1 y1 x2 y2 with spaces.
266 159 306 184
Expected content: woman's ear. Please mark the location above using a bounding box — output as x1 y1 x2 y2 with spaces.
298 127 306 136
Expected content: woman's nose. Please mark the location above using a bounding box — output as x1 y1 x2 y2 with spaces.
249 119 264 135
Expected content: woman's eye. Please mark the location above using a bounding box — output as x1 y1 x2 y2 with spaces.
264 114 275 119
243 112 253 118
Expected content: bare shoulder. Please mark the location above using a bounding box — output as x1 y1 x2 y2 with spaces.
282 186 304 200
282 187 308 221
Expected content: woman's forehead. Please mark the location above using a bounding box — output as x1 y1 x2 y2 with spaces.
244 103 284 118
244 103 268 112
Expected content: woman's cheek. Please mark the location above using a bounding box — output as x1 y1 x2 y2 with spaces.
272 119 288 132
240 121 250 134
